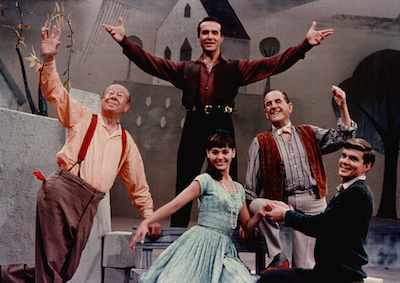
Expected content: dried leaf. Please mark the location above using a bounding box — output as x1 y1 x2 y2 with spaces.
55 2 60 13
17 24 21 29
23 24 30 29
1 24 14 29
67 34 71 37
63 79 69 87
2 11 5 21
65 44 71 48
31 45 36 56
24 56 37 62
19 37 24 43
0 3 3 9
35 63 42 72
62 69 68 76
68 12 71 19
29 61 36 68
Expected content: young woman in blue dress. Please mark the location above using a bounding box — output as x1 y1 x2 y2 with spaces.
131 131 268 283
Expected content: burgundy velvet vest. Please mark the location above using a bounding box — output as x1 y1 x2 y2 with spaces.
257 125 327 200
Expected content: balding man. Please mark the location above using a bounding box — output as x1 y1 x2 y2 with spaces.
0 26 161 283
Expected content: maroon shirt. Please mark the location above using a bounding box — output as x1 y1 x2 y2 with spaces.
119 36 312 107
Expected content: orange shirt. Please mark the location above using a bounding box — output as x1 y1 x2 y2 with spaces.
40 60 154 219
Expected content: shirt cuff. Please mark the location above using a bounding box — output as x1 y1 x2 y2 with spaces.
41 59 57 76
142 209 154 220
283 205 294 220
119 35 130 47
302 39 313 52
337 117 357 132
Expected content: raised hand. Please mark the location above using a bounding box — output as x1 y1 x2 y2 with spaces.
102 17 126 43
332 85 347 109
41 26 61 62
306 21 333 46
332 85 351 126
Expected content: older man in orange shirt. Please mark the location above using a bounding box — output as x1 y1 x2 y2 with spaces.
0 26 161 283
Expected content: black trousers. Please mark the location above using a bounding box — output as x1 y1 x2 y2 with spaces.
170 111 237 227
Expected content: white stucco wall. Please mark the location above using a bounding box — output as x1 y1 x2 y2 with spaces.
0 75 21 111
155 0 207 62
152 0 208 86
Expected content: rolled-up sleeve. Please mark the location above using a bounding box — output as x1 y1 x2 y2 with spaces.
311 118 358 155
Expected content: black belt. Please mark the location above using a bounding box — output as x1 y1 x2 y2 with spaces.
186 104 233 115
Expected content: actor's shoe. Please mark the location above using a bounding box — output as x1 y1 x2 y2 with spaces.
258 259 289 275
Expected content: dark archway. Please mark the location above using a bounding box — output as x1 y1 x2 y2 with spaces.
333 49 400 219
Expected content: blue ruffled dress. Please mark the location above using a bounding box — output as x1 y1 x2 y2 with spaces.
139 173 257 283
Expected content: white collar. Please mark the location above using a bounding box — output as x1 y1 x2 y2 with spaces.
272 121 292 135
338 175 366 193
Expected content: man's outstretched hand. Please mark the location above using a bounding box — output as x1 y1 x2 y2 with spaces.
41 26 61 62
306 21 333 46
102 17 126 43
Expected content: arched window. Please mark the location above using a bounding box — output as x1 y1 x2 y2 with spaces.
180 38 192 61
164 46 171 60
259 37 280 94
126 36 143 81
184 4 191 18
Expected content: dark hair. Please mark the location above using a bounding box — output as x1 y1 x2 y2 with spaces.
264 89 290 108
197 16 224 37
206 130 235 180
343 138 375 167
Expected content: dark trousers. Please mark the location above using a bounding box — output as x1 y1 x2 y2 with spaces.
259 268 364 283
1 168 104 283
170 111 237 227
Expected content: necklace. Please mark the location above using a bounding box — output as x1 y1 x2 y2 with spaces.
220 176 239 229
